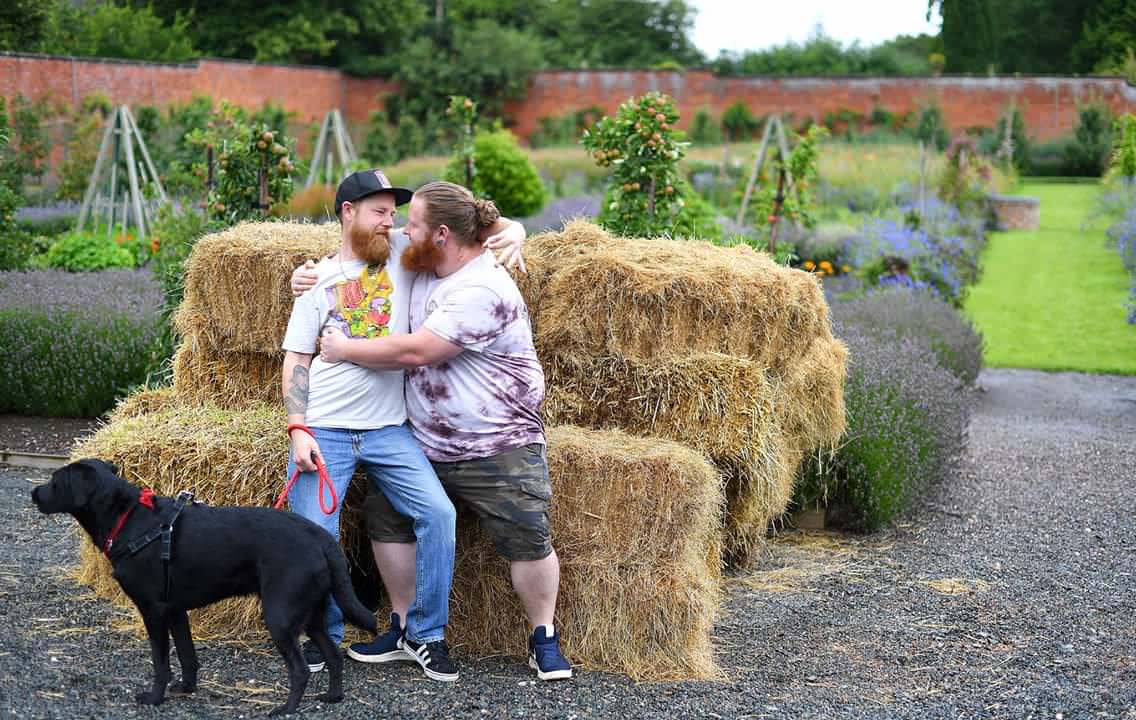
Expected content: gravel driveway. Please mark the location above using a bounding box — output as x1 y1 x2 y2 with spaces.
2 368 1134 719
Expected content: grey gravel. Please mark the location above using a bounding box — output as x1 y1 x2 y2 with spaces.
2 368 1135 719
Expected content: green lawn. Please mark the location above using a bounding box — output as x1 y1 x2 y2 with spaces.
965 182 1136 375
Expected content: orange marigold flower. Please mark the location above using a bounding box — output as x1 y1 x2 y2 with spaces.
819 260 834 272
803 260 816 271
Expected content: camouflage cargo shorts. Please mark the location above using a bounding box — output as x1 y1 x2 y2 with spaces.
365 443 553 561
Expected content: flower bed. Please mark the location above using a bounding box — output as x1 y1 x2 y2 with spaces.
0 269 162 416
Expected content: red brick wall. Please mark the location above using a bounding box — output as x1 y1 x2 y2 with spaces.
3 52 1134 147
0 54 399 126
507 70 1136 141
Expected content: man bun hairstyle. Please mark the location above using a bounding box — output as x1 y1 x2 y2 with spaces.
416 181 499 247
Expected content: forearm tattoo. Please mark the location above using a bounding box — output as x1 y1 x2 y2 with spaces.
284 365 309 415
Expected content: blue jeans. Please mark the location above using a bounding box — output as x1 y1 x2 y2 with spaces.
287 423 455 644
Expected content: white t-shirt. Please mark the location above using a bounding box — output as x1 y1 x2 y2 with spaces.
406 250 546 461
281 230 415 429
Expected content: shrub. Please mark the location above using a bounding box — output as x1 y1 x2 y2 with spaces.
834 287 984 384
916 103 949 151
363 110 395 166
794 321 970 531
850 204 984 307
1064 103 1113 178
42 228 138 271
689 108 722 145
721 101 759 142
444 130 547 217
0 269 162 416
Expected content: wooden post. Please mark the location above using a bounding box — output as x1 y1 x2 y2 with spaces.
258 165 269 216
918 140 926 220
121 112 146 241
106 120 120 242
737 116 776 225
768 167 786 256
76 109 117 231
306 112 331 188
123 106 167 204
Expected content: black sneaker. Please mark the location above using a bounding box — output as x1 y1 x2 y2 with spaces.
346 613 412 663
303 640 326 673
528 626 572 680
398 636 459 682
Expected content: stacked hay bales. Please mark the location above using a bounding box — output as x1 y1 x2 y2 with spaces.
527 220 848 564
74 220 728 680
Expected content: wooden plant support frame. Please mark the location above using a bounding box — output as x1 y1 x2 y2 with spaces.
76 106 168 243
305 109 357 188
735 115 803 227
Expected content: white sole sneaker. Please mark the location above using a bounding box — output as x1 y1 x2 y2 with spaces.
307 661 325 673
398 638 459 682
529 656 573 680
346 647 412 663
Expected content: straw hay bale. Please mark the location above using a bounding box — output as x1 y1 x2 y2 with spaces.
773 335 849 451
172 339 283 409
446 425 723 680
72 405 724 680
110 386 177 421
178 221 338 354
519 222 831 374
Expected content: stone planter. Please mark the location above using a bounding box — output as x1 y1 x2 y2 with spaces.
988 194 1040 231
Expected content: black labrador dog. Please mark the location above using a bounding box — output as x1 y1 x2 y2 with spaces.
31 458 378 716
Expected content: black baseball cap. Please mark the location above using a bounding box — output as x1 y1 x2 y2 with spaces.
334 169 413 215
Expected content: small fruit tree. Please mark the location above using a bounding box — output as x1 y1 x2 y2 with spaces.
583 91 710 239
186 103 297 224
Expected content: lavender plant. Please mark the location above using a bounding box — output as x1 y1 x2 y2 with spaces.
795 321 971 531
0 269 162 416
834 286 985 385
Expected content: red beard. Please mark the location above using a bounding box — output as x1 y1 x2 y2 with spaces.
401 234 445 273
349 221 391 266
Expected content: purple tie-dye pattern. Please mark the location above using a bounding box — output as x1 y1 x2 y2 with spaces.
405 253 546 462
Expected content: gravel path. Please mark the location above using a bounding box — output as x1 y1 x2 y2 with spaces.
2 368 1134 719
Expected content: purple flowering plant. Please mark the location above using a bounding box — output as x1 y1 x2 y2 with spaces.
0 269 162 416
794 319 971 531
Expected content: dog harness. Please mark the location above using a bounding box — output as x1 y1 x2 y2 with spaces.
107 490 196 603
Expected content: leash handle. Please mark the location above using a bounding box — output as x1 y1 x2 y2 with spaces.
277 426 338 515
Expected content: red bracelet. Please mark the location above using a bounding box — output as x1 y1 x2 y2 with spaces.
287 423 315 439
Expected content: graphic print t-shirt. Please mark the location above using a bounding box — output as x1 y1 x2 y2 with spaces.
281 231 415 429
405 250 546 462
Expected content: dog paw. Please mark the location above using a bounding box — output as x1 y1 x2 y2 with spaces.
134 690 166 706
168 680 196 696
317 692 344 704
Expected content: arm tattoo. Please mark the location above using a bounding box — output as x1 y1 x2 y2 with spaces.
284 365 309 415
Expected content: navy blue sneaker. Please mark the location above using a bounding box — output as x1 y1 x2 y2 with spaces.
528 625 572 680
346 613 412 664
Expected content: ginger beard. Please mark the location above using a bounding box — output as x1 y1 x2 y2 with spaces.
347 217 391 266
400 228 446 273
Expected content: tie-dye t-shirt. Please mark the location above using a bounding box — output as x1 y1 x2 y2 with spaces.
281 231 415 429
406 250 546 462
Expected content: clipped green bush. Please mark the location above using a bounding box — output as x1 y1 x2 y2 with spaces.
444 130 547 217
44 229 136 271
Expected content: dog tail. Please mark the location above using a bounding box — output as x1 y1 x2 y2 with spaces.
322 540 378 633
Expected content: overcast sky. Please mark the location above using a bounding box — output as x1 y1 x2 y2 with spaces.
690 0 941 56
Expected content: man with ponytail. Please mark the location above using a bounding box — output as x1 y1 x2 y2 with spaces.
316 181 572 682
284 173 528 682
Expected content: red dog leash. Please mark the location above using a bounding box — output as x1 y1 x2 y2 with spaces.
275 424 337 515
